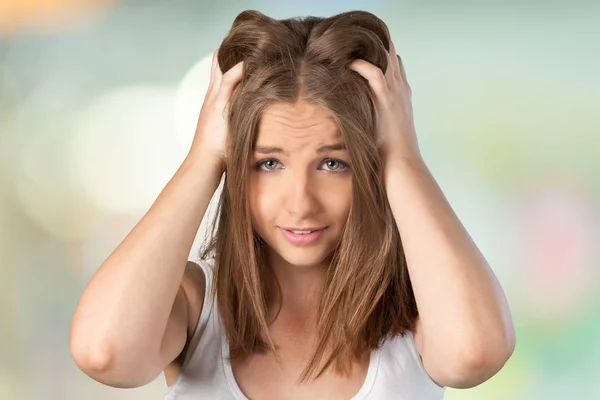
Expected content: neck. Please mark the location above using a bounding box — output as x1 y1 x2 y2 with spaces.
266 252 328 327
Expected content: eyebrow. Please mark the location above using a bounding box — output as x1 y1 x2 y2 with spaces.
253 142 346 155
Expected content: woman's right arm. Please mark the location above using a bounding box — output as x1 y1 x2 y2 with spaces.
69 49 244 388
69 154 223 388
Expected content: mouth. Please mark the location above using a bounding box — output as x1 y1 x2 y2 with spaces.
279 226 328 233
278 226 328 246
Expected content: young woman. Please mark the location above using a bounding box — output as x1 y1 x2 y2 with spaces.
70 10 515 400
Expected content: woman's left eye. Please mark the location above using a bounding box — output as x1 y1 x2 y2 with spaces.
321 159 349 172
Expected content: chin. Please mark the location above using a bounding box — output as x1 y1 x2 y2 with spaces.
270 245 333 269
283 255 325 268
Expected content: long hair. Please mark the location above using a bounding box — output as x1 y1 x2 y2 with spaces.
197 9 418 384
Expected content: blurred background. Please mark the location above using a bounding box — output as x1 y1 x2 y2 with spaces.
1 0 599 399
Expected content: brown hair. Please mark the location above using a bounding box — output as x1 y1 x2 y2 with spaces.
198 9 418 384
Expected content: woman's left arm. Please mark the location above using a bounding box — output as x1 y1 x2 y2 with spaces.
348 40 515 389
385 157 515 389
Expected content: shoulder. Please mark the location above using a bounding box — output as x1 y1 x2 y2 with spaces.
412 317 445 389
163 260 209 386
180 260 210 337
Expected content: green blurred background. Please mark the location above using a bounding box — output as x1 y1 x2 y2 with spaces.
1 0 599 399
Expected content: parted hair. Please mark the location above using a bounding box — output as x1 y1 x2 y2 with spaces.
198 9 418 384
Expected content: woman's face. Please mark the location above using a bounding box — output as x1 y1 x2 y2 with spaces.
249 100 352 269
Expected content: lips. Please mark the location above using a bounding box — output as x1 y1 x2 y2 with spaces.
279 226 328 232
279 227 327 246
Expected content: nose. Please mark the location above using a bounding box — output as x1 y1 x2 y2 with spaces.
284 168 319 219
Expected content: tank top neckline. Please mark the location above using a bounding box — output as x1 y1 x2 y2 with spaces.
219 324 381 400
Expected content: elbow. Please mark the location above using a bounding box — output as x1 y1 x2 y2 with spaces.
453 348 514 389
70 339 119 383
472 321 516 365
452 328 516 389
70 335 158 388
69 315 114 375
69 323 113 371
72 347 113 375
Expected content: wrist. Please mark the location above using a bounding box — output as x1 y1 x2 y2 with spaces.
183 148 225 175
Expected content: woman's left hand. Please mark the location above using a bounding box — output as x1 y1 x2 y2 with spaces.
348 39 423 166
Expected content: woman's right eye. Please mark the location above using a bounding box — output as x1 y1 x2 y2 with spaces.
255 159 281 172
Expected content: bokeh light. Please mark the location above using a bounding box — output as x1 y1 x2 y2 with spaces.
174 51 213 154
68 85 186 214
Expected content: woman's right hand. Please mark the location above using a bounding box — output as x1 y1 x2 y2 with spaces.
187 49 244 170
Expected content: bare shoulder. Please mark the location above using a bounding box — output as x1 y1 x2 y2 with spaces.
163 261 206 386
413 316 424 356
180 260 207 337
412 317 445 388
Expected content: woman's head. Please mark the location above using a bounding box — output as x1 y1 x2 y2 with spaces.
199 9 417 383
249 100 352 270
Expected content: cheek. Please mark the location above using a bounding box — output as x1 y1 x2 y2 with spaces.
248 177 279 226
340 194 353 220
321 180 352 220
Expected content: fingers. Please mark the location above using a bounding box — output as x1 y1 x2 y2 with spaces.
396 53 407 84
348 58 388 98
348 39 408 97
208 49 221 92
389 40 408 85
216 60 244 106
206 48 244 106
388 40 401 82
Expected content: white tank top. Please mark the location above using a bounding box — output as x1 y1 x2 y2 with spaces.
164 259 446 399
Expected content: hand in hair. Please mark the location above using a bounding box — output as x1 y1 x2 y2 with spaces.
188 49 244 170
348 40 423 167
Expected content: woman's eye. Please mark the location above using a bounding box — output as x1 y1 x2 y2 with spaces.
322 159 349 172
254 159 349 173
256 160 280 171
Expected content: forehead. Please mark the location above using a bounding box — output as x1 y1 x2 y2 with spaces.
257 101 341 140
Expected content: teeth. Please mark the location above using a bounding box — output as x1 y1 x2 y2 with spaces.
291 230 314 234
